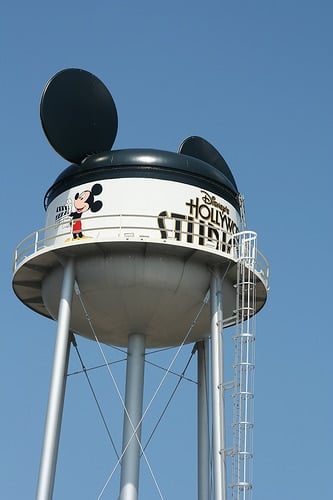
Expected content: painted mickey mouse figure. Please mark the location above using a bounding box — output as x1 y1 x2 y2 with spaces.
70 183 103 239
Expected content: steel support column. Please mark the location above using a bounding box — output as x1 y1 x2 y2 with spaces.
210 269 227 500
197 339 210 500
119 333 145 500
36 258 75 500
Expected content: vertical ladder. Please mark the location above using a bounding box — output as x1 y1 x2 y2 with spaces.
231 232 257 500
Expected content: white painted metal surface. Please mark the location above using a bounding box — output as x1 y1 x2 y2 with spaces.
12 193 269 500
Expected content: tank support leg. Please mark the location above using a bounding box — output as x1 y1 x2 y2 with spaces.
36 258 75 500
197 339 210 500
210 269 227 500
119 333 145 500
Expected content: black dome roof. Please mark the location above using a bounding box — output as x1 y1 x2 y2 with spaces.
44 148 240 212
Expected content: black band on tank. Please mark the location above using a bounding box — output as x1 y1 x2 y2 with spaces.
44 149 240 212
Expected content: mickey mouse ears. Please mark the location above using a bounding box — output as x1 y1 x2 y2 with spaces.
40 68 118 164
179 136 238 192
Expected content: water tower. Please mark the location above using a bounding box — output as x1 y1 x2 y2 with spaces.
12 69 269 500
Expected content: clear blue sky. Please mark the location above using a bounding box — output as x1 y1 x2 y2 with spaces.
1 1 332 499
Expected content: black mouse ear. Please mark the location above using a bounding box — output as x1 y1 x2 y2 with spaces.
90 200 103 213
91 183 103 196
179 136 238 192
40 69 118 164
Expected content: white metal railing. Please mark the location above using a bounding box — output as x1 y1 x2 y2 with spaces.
13 215 269 290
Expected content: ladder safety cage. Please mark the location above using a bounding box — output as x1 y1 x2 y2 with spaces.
231 231 257 500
